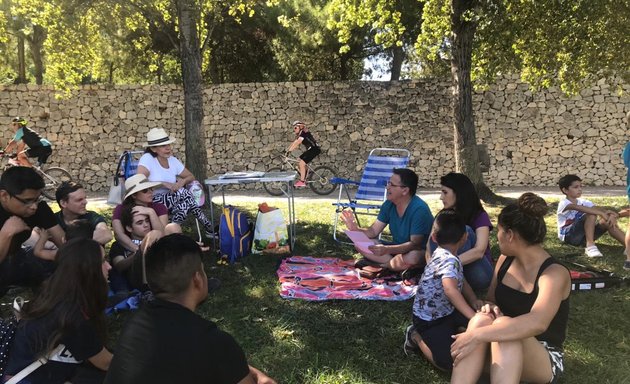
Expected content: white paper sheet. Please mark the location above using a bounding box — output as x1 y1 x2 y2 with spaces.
344 230 376 255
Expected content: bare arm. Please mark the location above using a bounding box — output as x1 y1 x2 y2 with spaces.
563 203 618 225
87 347 113 371
237 366 277 384
92 222 113 245
287 137 303 152
175 167 195 188
472 264 570 342
443 277 476 319
46 225 65 248
457 226 489 264
32 228 57 261
112 219 139 252
340 209 386 239
370 234 424 256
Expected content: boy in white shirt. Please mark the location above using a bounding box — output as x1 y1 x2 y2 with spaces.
556 174 624 257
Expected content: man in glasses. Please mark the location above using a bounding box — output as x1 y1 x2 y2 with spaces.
341 168 434 272
0 167 64 296
54 181 113 245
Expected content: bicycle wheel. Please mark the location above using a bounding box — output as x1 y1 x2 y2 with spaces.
263 167 287 196
41 167 73 200
308 166 337 195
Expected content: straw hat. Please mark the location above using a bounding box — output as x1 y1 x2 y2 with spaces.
145 128 176 147
124 174 162 200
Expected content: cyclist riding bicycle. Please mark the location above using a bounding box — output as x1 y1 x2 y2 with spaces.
3 116 52 167
286 120 321 187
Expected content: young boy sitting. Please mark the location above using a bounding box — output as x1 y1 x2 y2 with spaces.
403 209 480 371
557 174 625 258
109 205 163 293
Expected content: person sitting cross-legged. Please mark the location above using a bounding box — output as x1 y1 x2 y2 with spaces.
340 168 434 271
105 234 275 384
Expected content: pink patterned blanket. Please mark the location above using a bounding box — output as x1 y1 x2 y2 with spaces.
277 256 417 301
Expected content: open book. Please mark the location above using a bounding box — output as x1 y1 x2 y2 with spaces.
344 230 377 256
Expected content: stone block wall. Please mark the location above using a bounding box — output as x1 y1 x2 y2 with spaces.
0 77 628 192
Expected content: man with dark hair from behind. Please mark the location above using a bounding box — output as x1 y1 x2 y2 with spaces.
105 234 275 384
0 167 65 296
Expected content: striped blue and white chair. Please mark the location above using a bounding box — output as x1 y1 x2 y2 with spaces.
331 148 410 243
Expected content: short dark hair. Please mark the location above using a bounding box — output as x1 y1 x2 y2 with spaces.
145 234 203 297
0 166 45 195
558 174 581 193
392 168 418 195
434 209 466 246
65 219 94 241
55 181 83 205
120 203 143 235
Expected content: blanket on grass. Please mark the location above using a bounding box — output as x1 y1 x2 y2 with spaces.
277 256 417 301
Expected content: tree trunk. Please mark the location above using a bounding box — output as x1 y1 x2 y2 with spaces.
390 45 404 81
175 0 207 181
27 25 46 85
16 35 27 84
450 0 506 204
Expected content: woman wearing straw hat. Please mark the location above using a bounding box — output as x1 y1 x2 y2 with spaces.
111 174 182 252
136 128 214 236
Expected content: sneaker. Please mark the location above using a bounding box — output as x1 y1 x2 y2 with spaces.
584 245 603 258
205 231 219 240
623 261 630 271
207 277 221 293
403 325 420 356
294 180 306 187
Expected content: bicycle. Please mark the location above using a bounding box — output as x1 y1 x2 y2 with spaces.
0 151 73 200
263 153 337 196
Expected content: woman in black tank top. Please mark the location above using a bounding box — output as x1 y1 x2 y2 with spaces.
450 193 571 384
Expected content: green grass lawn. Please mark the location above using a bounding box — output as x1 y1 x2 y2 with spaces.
63 195 630 383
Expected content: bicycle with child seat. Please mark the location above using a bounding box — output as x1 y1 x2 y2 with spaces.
263 153 337 196
0 151 73 200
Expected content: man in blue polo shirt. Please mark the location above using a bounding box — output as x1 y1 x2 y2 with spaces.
341 168 434 271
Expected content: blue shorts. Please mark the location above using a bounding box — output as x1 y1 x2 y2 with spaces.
562 214 606 247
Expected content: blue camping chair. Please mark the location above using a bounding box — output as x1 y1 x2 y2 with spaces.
331 148 411 243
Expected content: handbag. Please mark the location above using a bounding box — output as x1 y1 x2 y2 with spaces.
106 152 129 205
106 176 124 205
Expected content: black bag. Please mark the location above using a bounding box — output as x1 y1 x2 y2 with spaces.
0 315 18 375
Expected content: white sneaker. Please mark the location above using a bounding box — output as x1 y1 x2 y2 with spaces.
584 245 603 258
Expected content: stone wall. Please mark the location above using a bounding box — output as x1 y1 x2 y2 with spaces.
0 77 628 192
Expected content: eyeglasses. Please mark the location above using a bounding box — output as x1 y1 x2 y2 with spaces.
386 181 407 188
139 188 154 194
10 193 43 206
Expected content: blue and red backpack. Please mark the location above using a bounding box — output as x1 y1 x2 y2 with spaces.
219 206 253 263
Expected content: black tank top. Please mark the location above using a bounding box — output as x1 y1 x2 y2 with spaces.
495 256 570 349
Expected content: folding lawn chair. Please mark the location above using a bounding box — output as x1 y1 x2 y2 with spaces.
108 150 144 205
331 148 410 243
